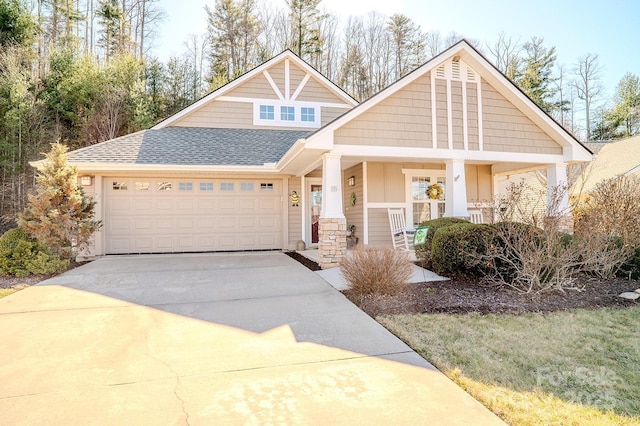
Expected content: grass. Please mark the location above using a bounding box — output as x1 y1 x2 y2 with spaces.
379 307 640 426
0 288 17 298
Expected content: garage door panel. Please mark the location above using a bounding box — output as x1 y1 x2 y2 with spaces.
155 200 173 211
109 199 131 212
177 199 195 210
134 237 154 252
218 217 236 230
134 199 153 211
133 218 152 230
105 178 282 254
218 199 236 211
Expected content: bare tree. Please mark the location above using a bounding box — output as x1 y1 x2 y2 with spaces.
572 53 603 141
486 32 521 80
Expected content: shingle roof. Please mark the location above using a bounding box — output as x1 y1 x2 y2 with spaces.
68 127 312 166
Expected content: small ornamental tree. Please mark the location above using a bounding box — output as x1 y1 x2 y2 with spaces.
18 142 101 259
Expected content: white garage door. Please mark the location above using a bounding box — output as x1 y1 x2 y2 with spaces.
104 178 283 254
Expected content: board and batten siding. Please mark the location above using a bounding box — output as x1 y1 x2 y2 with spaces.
465 164 493 202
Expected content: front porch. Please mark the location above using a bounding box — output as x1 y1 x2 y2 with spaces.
299 155 570 269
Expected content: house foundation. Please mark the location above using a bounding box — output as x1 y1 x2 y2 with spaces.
318 218 347 269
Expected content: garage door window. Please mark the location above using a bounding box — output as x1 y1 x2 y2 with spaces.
221 182 234 191
179 182 193 191
135 182 150 191
241 182 254 191
112 181 127 190
157 182 172 191
200 182 213 191
261 183 274 191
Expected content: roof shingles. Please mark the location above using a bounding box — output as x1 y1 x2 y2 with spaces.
68 128 311 166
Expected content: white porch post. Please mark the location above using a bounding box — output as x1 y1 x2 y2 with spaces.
320 153 345 219
546 163 569 215
445 159 469 218
318 153 347 269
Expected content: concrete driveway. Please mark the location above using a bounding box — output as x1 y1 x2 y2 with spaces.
0 252 502 425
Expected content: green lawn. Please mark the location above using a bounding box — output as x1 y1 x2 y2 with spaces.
379 307 640 426
0 288 16 298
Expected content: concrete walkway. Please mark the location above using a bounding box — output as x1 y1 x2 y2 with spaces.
0 253 503 425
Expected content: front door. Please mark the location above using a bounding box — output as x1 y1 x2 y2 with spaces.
310 184 322 244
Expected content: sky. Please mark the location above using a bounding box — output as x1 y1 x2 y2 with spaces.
155 0 640 101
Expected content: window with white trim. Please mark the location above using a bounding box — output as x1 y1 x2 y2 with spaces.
280 106 295 121
301 107 315 122
259 105 274 120
253 102 320 128
179 182 193 191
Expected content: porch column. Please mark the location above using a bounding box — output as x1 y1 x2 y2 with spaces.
318 153 347 269
445 159 469 218
546 163 573 233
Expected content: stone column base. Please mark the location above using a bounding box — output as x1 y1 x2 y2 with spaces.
318 217 347 269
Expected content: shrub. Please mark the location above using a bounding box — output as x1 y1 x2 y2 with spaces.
414 217 469 265
341 247 413 296
431 223 495 275
619 245 640 280
0 228 68 277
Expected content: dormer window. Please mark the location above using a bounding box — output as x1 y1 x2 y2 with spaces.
281 106 295 121
301 107 315 122
254 102 321 128
259 105 274 120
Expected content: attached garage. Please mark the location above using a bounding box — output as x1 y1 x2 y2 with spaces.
104 177 283 254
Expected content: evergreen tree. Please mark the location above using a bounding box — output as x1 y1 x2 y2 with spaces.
0 0 37 48
515 37 559 113
286 0 324 60
18 142 101 259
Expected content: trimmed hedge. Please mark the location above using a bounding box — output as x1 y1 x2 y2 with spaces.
431 223 495 275
0 228 68 277
414 217 470 264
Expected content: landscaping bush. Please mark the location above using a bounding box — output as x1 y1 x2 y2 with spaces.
0 228 68 277
414 217 469 265
430 223 495 275
482 220 582 293
619 245 640 280
341 247 413 296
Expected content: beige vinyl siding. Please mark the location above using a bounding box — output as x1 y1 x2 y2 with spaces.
288 63 306 95
321 106 348 125
467 83 479 150
367 162 405 203
171 100 254 128
367 208 394 247
288 176 302 248
343 164 363 243
435 79 448 149
465 165 493 202
451 81 464 150
295 76 348 104
224 73 280 99
481 80 562 155
334 74 432 147
306 168 323 178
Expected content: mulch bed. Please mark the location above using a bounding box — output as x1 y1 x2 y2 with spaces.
285 250 639 316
